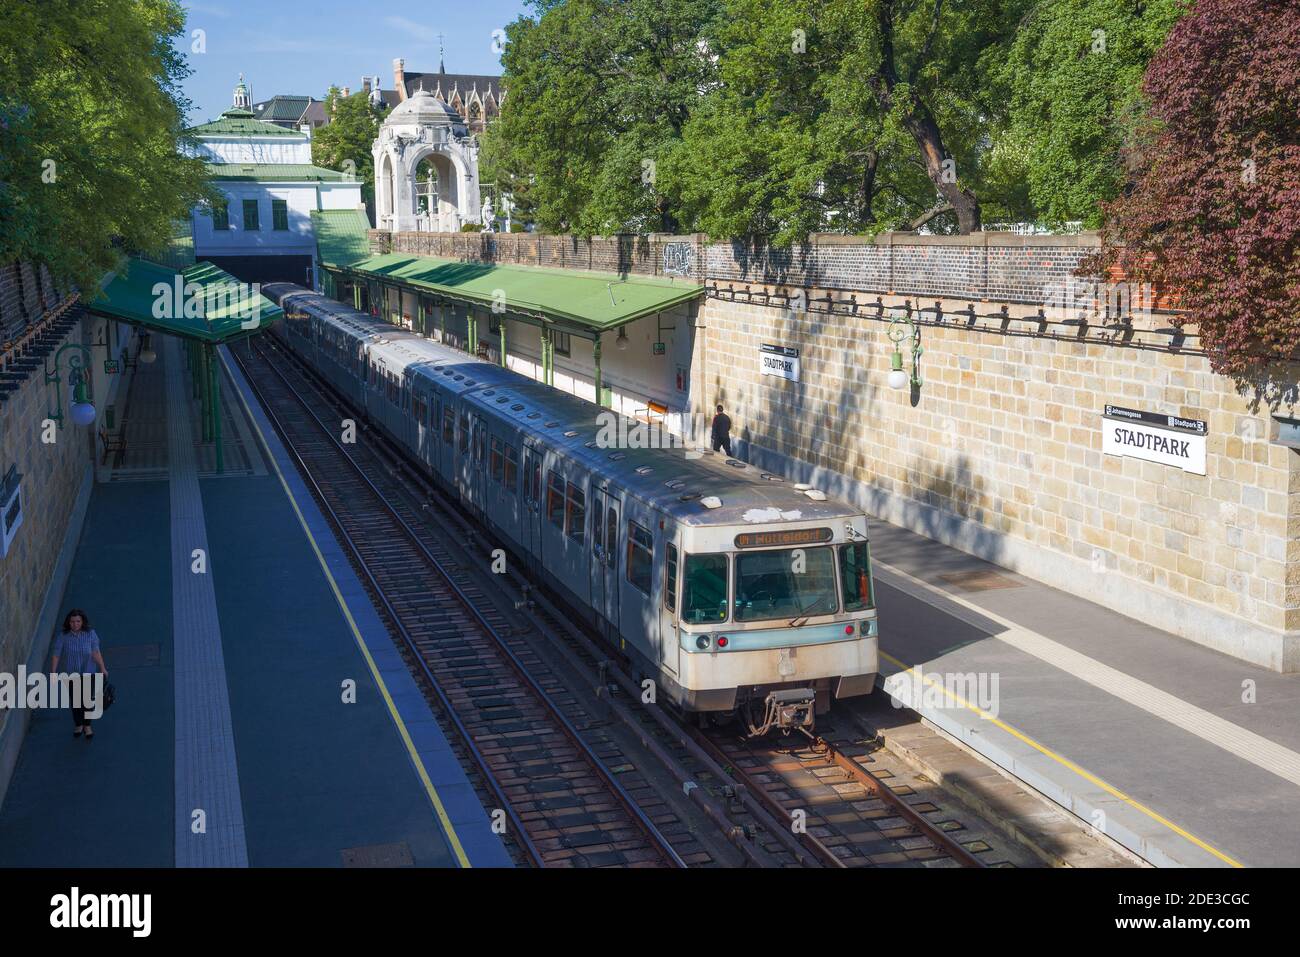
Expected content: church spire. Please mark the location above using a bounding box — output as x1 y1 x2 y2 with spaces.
438 33 446 73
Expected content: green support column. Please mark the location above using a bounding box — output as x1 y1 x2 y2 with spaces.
499 316 508 368
467 309 477 356
210 343 224 474
353 283 361 311
542 326 553 385
593 335 605 407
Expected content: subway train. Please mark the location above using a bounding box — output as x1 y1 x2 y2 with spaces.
262 284 879 733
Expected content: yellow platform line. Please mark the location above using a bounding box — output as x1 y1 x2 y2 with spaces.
221 347 472 868
878 649 1242 867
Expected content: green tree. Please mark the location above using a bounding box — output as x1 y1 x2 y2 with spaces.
311 87 383 215
993 0 1186 229
0 0 211 290
490 0 722 234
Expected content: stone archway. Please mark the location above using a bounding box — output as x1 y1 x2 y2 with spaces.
371 89 481 233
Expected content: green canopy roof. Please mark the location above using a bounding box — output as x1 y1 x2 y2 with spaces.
338 252 703 331
90 257 282 343
311 209 372 267
205 162 351 182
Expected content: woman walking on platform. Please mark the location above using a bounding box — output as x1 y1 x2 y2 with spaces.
50 609 108 741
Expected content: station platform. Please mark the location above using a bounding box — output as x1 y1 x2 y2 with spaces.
0 334 511 868
863 519 1300 868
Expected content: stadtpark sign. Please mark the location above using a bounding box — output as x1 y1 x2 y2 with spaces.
1102 404 1208 475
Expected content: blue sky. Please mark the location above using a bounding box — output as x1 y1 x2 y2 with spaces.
178 0 530 123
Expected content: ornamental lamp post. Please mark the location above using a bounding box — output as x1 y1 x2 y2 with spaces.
139 332 157 364
887 313 923 392
45 343 97 427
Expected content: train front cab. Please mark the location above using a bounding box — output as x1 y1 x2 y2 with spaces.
664 518 879 732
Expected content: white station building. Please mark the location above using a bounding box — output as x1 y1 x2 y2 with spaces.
185 76 367 285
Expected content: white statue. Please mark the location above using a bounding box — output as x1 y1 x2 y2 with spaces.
481 197 494 229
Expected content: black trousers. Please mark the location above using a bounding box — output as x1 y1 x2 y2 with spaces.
71 705 93 728
712 435 733 456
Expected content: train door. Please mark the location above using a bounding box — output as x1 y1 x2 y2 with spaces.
660 531 680 678
470 413 487 510
521 442 543 569
590 485 621 639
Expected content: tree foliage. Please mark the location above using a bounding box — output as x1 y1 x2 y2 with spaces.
311 87 384 215
994 0 1186 229
1089 0 1300 376
489 0 1188 242
0 0 211 290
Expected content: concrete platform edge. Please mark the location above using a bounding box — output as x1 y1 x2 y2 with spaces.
0 462 94 814
876 663 1232 868
219 344 513 868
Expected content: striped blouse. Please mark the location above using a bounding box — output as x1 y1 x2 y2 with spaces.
52 629 101 675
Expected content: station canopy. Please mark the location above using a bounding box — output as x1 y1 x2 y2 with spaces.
338 252 703 332
90 257 283 342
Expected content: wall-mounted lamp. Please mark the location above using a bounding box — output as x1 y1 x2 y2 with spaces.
139 332 157 364
45 343 96 427
887 313 923 391
615 327 629 351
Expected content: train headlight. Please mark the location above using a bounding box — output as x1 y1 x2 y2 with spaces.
696 635 710 650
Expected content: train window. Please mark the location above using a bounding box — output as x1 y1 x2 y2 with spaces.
682 554 728 624
504 444 519 493
443 407 455 445
665 544 679 613
605 507 617 562
458 413 469 454
734 546 838 623
490 436 503 482
530 457 542 503
475 425 485 467
565 483 585 543
626 521 653 595
547 472 565 527
839 542 874 611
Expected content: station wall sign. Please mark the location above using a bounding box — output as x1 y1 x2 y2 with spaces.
1102 404 1207 475
760 343 800 382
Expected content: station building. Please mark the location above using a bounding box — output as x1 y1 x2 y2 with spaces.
184 76 366 286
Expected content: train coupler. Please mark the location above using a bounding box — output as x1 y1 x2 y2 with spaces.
746 688 816 736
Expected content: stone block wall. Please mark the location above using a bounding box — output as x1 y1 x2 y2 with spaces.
0 279 93 740
692 235 1299 672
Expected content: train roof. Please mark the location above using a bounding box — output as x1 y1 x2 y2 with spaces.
268 285 862 529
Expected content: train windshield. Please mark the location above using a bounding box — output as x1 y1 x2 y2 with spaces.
733 546 838 623
682 553 729 624
839 542 874 611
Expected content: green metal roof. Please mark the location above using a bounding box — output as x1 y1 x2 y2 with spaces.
253 95 312 122
205 162 351 182
189 107 305 138
89 258 282 343
311 209 372 267
339 252 703 331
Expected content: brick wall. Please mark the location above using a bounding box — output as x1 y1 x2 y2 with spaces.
369 230 708 280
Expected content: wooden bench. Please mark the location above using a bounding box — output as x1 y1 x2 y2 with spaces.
98 423 128 467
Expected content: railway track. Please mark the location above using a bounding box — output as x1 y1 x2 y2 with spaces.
234 340 699 868
238 333 1009 869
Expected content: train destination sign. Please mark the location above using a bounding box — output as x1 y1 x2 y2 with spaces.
759 343 800 381
735 527 833 549
1102 405 1207 475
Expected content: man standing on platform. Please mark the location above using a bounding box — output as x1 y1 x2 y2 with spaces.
711 403 733 457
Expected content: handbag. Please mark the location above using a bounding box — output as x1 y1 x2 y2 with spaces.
102 682 115 711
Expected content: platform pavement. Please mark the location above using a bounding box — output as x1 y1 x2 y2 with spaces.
861 519 1300 868
0 334 511 868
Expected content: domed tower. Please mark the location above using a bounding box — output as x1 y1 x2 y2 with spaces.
232 74 251 109
372 89 481 232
